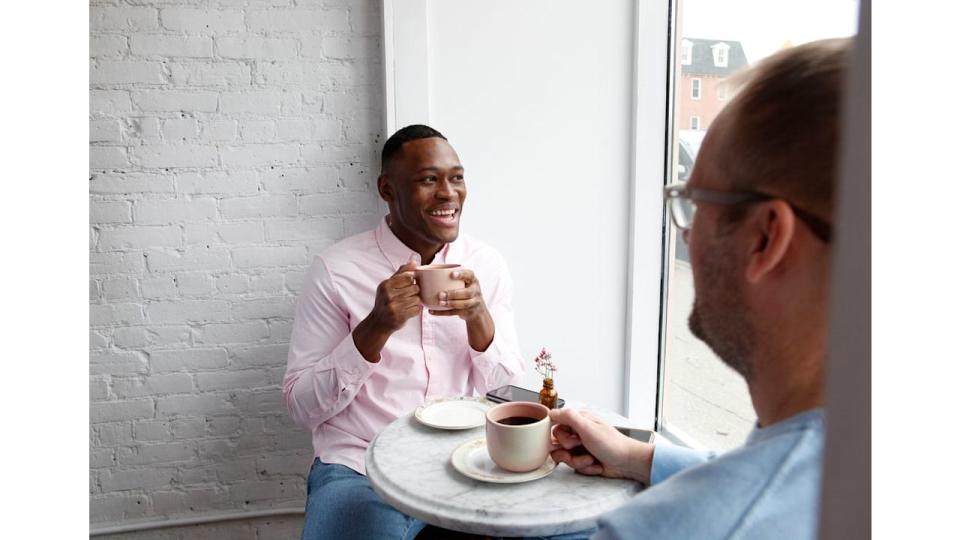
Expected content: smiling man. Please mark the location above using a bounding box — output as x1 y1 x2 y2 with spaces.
284 125 524 540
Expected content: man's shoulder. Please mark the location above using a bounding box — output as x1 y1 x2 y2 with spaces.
600 430 824 539
455 233 507 266
315 228 380 266
304 228 386 288
601 429 822 538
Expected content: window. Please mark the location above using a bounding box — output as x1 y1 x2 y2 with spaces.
681 39 693 65
717 83 728 101
712 42 730 67
661 0 859 450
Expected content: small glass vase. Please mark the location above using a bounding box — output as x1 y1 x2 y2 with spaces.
539 378 558 409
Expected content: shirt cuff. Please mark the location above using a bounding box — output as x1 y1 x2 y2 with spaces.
329 332 378 389
650 441 715 485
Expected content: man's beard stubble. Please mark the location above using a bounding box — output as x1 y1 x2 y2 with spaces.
687 233 756 381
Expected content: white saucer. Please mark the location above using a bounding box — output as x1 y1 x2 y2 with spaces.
414 396 493 430
451 437 558 484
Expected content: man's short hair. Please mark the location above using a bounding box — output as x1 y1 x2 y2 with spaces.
718 38 850 222
380 124 447 174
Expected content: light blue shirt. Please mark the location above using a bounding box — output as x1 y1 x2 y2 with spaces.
594 409 824 540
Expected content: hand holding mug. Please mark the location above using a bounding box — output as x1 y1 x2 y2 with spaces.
549 408 655 483
427 268 487 322
370 262 422 332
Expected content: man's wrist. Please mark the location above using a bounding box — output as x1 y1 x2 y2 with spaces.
465 307 495 352
353 315 392 363
623 441 655 485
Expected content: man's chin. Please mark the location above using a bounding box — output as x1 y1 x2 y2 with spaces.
688 306 706 343
432 227 460 244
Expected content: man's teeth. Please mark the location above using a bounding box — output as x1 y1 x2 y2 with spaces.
429 209 457 217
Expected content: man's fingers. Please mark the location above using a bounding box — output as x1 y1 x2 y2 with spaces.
427 309 457 316
451 268 476 284
552 425 582 450
400 302 423 318
579 464 604 476
389 272 417 289
551 448 601 475
549 408 599 439
436 298 480 311
383 284 419 303
550 449 573 467
440 286 477 301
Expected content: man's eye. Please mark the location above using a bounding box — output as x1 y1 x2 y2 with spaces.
420 176 437 183
451 175 465 183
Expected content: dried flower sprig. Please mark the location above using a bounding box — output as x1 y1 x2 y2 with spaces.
534 347 557 380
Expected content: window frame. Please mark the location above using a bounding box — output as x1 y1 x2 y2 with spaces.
622 0 673 425
690 115 700 130
691 77 702 100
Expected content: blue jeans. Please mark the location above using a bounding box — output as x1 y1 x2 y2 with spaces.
302 459 427 540
301 458 596 540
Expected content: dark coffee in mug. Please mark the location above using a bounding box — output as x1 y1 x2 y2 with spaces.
496 416 539 426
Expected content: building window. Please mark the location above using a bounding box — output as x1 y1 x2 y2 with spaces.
712 42 730 67
691 78 701 100
717 83 728 101
681 40 693 65
690 116 700 130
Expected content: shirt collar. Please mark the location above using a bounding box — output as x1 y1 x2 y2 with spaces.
746 408 824 446
375 215 456 269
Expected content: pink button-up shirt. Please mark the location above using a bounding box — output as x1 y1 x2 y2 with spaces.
283 217 524 474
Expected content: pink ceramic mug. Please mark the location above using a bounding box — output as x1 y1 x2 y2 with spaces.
414 264 465 311
485 401 552 472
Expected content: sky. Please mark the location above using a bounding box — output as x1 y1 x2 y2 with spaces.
680 0 860 64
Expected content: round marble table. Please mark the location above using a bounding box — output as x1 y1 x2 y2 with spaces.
365 410 643 537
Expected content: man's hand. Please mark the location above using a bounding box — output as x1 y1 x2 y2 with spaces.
353 262 421 362
370 262 422 331
427 268 495 352
549 408 655 484
427 268 486 322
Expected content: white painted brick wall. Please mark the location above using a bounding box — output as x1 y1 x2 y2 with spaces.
89 0 385 534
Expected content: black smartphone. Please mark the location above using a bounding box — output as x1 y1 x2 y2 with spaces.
614 426 655 443
485 384 565 409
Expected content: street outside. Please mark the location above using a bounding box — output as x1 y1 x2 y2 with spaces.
662 259 756 450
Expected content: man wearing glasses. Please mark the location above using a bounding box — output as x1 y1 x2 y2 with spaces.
549 38 850 539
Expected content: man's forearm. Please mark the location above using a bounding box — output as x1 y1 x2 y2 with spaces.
465 309 495 352
352 316 392 363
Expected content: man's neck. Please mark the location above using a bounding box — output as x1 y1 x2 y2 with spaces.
387 218 443 265
747 341 825 427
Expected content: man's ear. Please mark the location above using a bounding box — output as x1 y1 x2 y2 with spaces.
745 200 796 284
377 174 393 203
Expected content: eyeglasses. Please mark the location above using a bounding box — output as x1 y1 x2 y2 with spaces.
662 182 832 243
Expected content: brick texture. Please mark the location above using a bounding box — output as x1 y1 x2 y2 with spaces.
89 0 384 534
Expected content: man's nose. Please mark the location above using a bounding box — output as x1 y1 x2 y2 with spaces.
436 178 456 199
